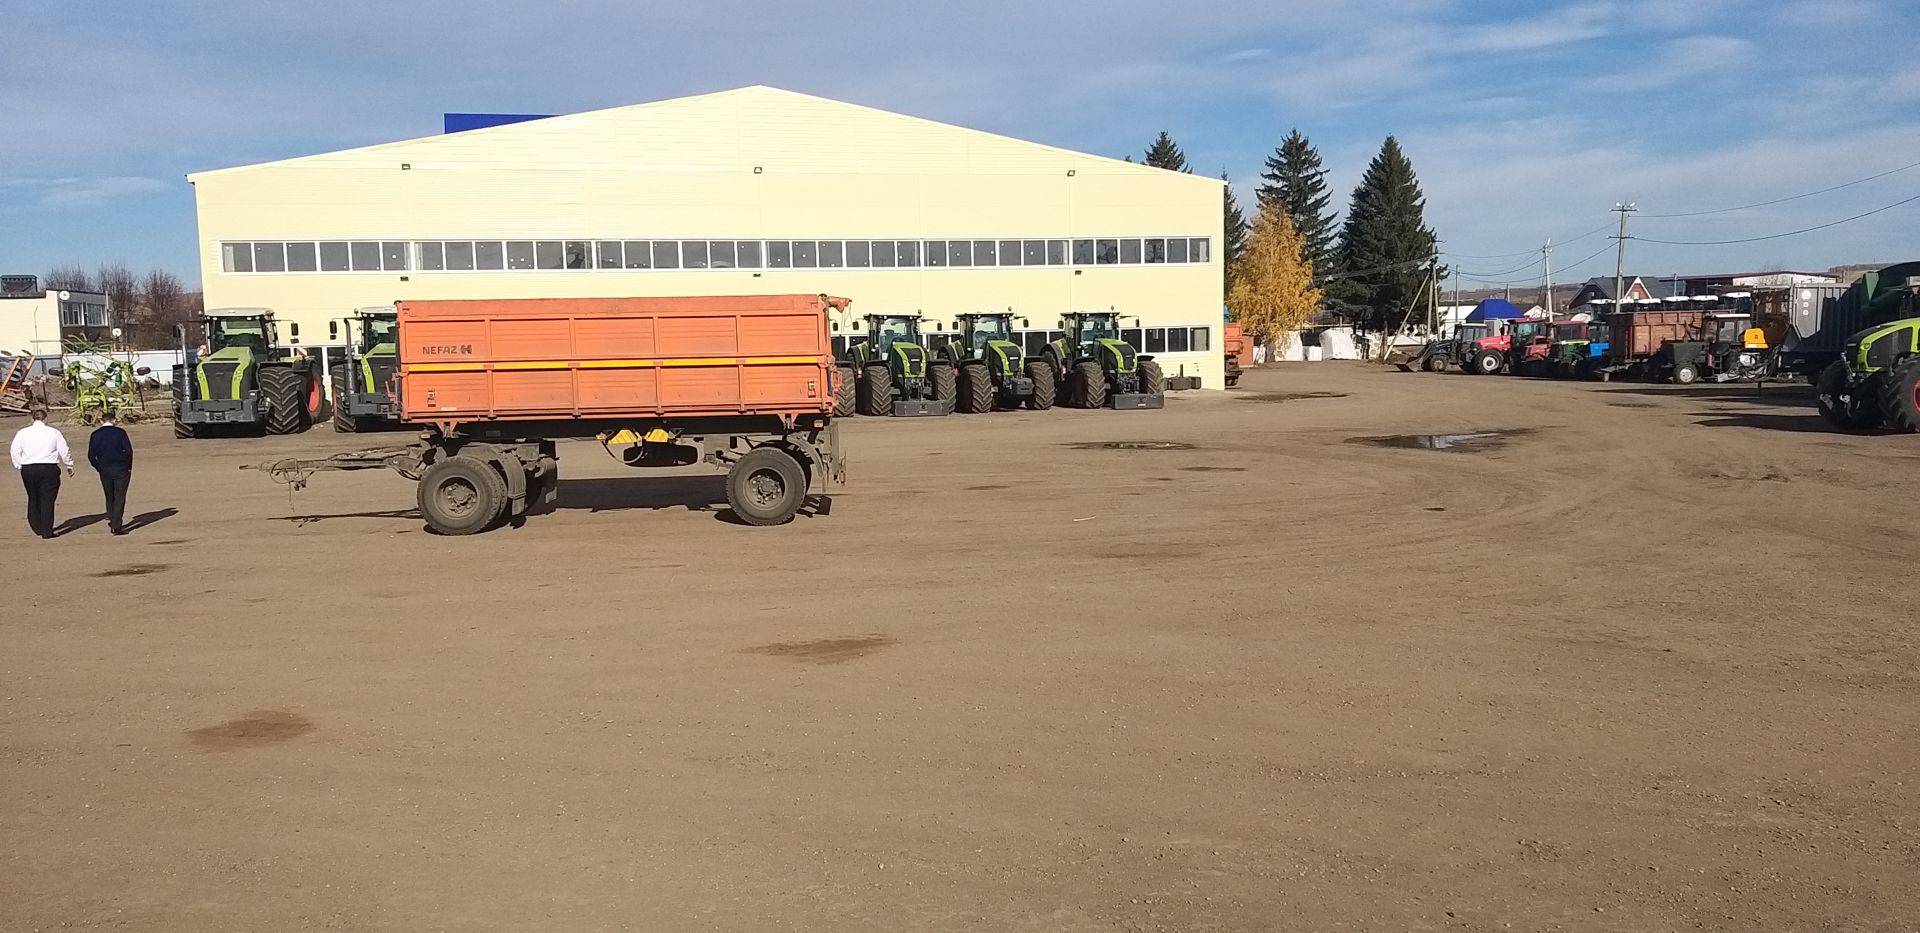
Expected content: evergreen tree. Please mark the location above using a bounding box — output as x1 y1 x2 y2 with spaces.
1256 130 1336 273
1221 172 1250 297
1143 131 1189 172
1229 201 1323 341
1332 136 1437 330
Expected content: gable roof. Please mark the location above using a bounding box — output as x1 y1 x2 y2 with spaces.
1580 275 1675 299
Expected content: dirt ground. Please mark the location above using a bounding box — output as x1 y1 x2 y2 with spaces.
3 363 1916 932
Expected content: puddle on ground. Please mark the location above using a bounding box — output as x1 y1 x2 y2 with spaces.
966 484 1012 491
1179 466 1246 473
1067 441 1198 451
92 563 173 578
742 634 894 665
188 710 315 750
1348 430 1531 452
1234 392 1349 403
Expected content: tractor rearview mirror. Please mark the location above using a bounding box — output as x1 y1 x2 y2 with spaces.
831 322 840 332
329 321 340 340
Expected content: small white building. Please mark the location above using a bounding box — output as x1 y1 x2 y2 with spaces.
0 277 112 369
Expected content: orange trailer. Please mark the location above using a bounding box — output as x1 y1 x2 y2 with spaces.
250 294 847 535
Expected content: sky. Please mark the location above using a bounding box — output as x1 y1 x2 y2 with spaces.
4 0 1918 290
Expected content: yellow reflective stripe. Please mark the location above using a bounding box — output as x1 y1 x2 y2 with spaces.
409 356 822 372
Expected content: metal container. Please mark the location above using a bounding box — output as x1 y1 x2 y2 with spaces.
1603 310 1706 364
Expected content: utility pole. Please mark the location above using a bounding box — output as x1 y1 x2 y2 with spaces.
1543 238 1554 318
1613 202 1637 309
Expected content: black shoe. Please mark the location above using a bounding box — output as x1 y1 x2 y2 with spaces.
111 528 127 536
39 533 54 540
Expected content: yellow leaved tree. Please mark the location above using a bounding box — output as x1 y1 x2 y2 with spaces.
1228 202 1323 350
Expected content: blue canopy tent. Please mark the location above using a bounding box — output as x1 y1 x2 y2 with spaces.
1465 298 1527 322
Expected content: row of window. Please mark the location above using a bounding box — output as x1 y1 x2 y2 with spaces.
59 299 109 328
831 327 1213 358
220 237 1214 274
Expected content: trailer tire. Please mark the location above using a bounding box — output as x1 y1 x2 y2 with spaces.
833 365 857 418
330 367 359 433
858 364 893 416
959 363 992 413
930 362 957 409
1877 355 1920 433
1139 358 1167 397
1026 360 1056 410
258 366 305 435
1074 361 1107 409
1470 350 1502 376
1672 362 1700 385
726 446 807 526
418 455 507 536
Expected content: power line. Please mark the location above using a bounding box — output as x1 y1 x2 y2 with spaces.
1454 255 1545 279
1442 223 1610 263
1632 192 1920 245
1552 241 1619 277
1639 158 1920 219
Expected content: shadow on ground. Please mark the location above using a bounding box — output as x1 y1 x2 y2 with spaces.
274 476 830 528
1596 383 1816 408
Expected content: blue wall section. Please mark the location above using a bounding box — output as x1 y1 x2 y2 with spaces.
443 113 555 133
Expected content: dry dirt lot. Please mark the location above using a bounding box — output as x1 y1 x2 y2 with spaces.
4 363 1917 932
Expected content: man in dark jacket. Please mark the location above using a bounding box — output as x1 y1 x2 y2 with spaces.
88 413 134 535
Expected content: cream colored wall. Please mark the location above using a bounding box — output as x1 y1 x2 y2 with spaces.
192 88 1226 387
0 295 64 358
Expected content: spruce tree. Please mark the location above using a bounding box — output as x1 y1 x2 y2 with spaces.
1222 172 1250 297
1257 130 1336 273
1332 136 1437 329
1143 132 1189 172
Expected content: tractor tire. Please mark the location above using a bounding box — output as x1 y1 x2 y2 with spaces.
1074 361 1107 409
725 446 807 526
1139 358 1167 397
1817 360 1880 430
258 366 305 435
417 455 507 535
1423 354 1448 373
330 367 358 433
1877 355 1920 433
959 363 993 413
859 364 893 417
173 418 198 439
1470 350 1503 376
833 365 857 418
303 371 328 427
1026 360 1056 410
930 362 957 410
1672 362 1700 385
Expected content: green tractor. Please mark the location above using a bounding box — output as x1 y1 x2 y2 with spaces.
1043 311 1164 409
172 308 326 438
834 312 955 417
327 307 400 432
1816 270 1920 432
937 311 1053 412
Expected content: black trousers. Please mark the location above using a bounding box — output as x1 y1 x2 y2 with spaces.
98 466 131 532
21 463 60 538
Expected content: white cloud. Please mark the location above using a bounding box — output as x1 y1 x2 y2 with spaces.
1579 35 1757 92
0 176 168 207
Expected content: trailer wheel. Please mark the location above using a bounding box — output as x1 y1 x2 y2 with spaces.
418 455 507 535
1074 361 1107 409
930 362 957 409
1470 350 1502 376
959 363 992 413
1672 362 1700 385
1877 355 1920 433
1139 358 1167 397
258 366 305 435
833 365 857 418
726 446 807 526
1026 360 1055 410
330 367 359 433
858 364 892 417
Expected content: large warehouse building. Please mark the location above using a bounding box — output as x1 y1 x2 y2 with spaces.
190 86 1226 388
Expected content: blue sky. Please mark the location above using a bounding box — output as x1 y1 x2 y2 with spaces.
4 0 1917 289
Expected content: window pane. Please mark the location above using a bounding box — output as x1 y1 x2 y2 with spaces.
353 241 387 271
1048 240 1068 265
1075 239 1097 264
1145 238 1166 263
317 242 347 272
504 241 535 270
896 241 919 267
681 241 709 269
792 241 817 268
596 241 623 269
383 241 410 271
1190 238 1211 262
534 241 564 270
709 241 736 269
1168 237 1189 263
973 240 995 266
735 241 762 269
1120 238 1142 264
1096 239 1119 264
819 240 844 268
1145 328 1168 353
446 241 474 271
1123 328 1143 348
285 241 318 272
623 241 651 269
253 242 286 273
767 241 791 268
1190 327 1210 352
652 241 679 269
998 240 1021 266
1022 240 1046 265
866 241 891 268
225 242 253 273
924 241 947 267
847 241 871 268
475 241 505 270
1167 327 1189 352
565 241 591 270
948 241 971 267
416 241 443 271
1023 331 1049 355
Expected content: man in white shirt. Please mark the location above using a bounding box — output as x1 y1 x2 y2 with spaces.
10 408 74 539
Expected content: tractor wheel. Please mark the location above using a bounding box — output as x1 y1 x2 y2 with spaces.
930 362 957 410
833 365 857 418
1818 360 1881 430
173 418 198 440
330 367 358 433
417 455 507 535
1026 360 1056 410
858 364 893 417
725 446 807 526
1470 350 1502 376
258 366 305 435
1074 361 1107 409
1423 354 1447 373
303 371 328 426
1139 358 1167 397
1877 355 1920 433
1672 362 1700 385
959 363 992 413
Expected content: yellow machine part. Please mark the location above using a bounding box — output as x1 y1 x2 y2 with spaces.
1742 328 1769 350
600 427 675 446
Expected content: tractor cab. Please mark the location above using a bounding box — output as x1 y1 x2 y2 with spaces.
953 312 1022 358
1504 318 1556 376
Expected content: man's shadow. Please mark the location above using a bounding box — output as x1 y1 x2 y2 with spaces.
52 508 177 537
